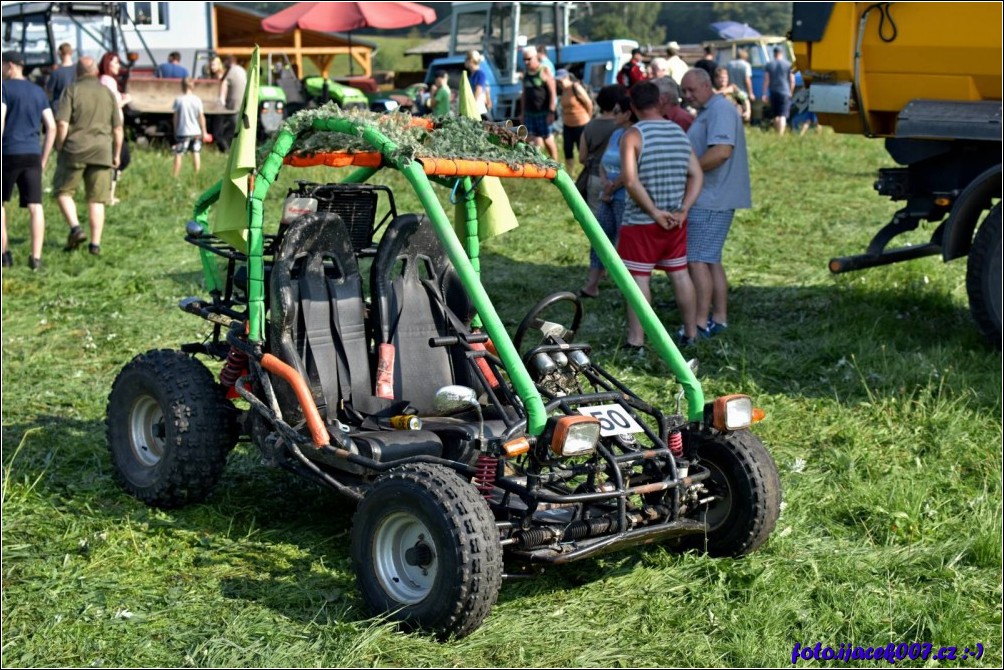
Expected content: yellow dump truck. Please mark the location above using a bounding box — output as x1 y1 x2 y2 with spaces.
791 2 1002 345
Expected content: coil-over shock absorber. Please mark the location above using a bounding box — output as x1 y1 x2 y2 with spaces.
219 345 249 389
668 430 683 458
473 454 498 500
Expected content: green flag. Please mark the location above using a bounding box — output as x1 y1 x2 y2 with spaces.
213 47 260 253
454 71 519 240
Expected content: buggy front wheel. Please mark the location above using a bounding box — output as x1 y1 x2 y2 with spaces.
350 463 503 639
681 429 781 558
106 349 239 508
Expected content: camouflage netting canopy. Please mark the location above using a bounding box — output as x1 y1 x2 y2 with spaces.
261 104 561 171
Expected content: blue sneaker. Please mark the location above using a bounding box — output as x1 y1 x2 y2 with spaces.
706 319 728 336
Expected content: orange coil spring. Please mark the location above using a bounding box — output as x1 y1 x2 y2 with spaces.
219 346 249 387
473 455 498 499
668 431 684 458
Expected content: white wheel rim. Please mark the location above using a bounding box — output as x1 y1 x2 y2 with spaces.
129 395 165 468
372 511 438 604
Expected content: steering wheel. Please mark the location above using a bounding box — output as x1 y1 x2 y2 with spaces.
513 291 583 356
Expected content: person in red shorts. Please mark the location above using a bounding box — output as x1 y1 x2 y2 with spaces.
617 81 703 352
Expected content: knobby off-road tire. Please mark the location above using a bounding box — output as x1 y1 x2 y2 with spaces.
681 429 782 558
350 463 503 640
966 203 1002 348
106 349 239 508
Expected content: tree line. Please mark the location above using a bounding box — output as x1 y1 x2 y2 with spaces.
574 2 793 45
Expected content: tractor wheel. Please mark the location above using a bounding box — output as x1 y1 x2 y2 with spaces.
106 349 239 508
966 203 1002 348
350 463 503 640
680 429 781 558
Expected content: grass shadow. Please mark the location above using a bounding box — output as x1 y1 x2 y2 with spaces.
474 248 1000 409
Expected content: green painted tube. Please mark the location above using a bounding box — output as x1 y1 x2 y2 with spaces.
552 170 705 422
193 180 222 216
401 161 547 435
462 177 481 276
460 178 484 330
193 181 224 295
247 199 266 341
246 143 287 343
343 166 380 184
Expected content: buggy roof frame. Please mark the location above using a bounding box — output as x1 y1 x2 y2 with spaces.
192 110 705 434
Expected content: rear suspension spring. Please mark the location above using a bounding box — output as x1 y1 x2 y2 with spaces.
668 430 683 458
473 455 498 500
219 345 249 387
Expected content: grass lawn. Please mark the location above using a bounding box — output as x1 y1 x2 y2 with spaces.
1 124 1001 667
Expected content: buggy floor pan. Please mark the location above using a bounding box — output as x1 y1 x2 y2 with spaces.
508 519 708 564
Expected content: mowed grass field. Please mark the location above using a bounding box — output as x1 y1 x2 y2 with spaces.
2 124 1001 667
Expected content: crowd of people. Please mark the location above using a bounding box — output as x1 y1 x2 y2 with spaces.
4 36 797 356
386 38 767 351
565 42 783 351
2 47 247 269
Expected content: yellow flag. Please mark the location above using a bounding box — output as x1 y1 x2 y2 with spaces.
213 47 260 252
454 71 519 240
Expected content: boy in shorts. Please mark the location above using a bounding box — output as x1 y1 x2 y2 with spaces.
617 82 703 351
172 78 208 177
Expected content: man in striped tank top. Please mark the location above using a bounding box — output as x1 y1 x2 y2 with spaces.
617 81 704 352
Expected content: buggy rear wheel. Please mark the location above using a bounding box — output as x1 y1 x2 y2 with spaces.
350 463 503 639
681 429 781 558
106 349 239 508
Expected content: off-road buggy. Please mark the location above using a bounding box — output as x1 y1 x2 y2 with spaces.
106 105 781 639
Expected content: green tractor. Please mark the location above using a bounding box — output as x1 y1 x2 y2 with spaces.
302 76 370 109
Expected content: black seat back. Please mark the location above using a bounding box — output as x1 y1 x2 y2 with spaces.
269 212 374 426
370 214 476 413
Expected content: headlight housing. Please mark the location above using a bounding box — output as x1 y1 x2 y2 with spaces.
707 394 764 432
547 415 601 457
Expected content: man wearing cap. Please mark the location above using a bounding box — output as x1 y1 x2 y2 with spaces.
520 46 558 161
2 51 56 270
53 56 122 256
666 42 689 86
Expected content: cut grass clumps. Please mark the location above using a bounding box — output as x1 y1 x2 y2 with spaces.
1 123 1000 667
266 104 560 169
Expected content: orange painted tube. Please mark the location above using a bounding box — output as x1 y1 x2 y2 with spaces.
409 117 435 130
419 157 557 179
284 152 383 169
261 353 329 447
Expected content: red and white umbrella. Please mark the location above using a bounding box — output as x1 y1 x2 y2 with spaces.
262 2 437 75
262 1 436 33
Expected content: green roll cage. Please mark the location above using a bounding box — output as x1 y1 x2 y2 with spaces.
189 112 705 435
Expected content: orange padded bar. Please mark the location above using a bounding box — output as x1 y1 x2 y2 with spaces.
284 152 383 169
419 157 558 179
